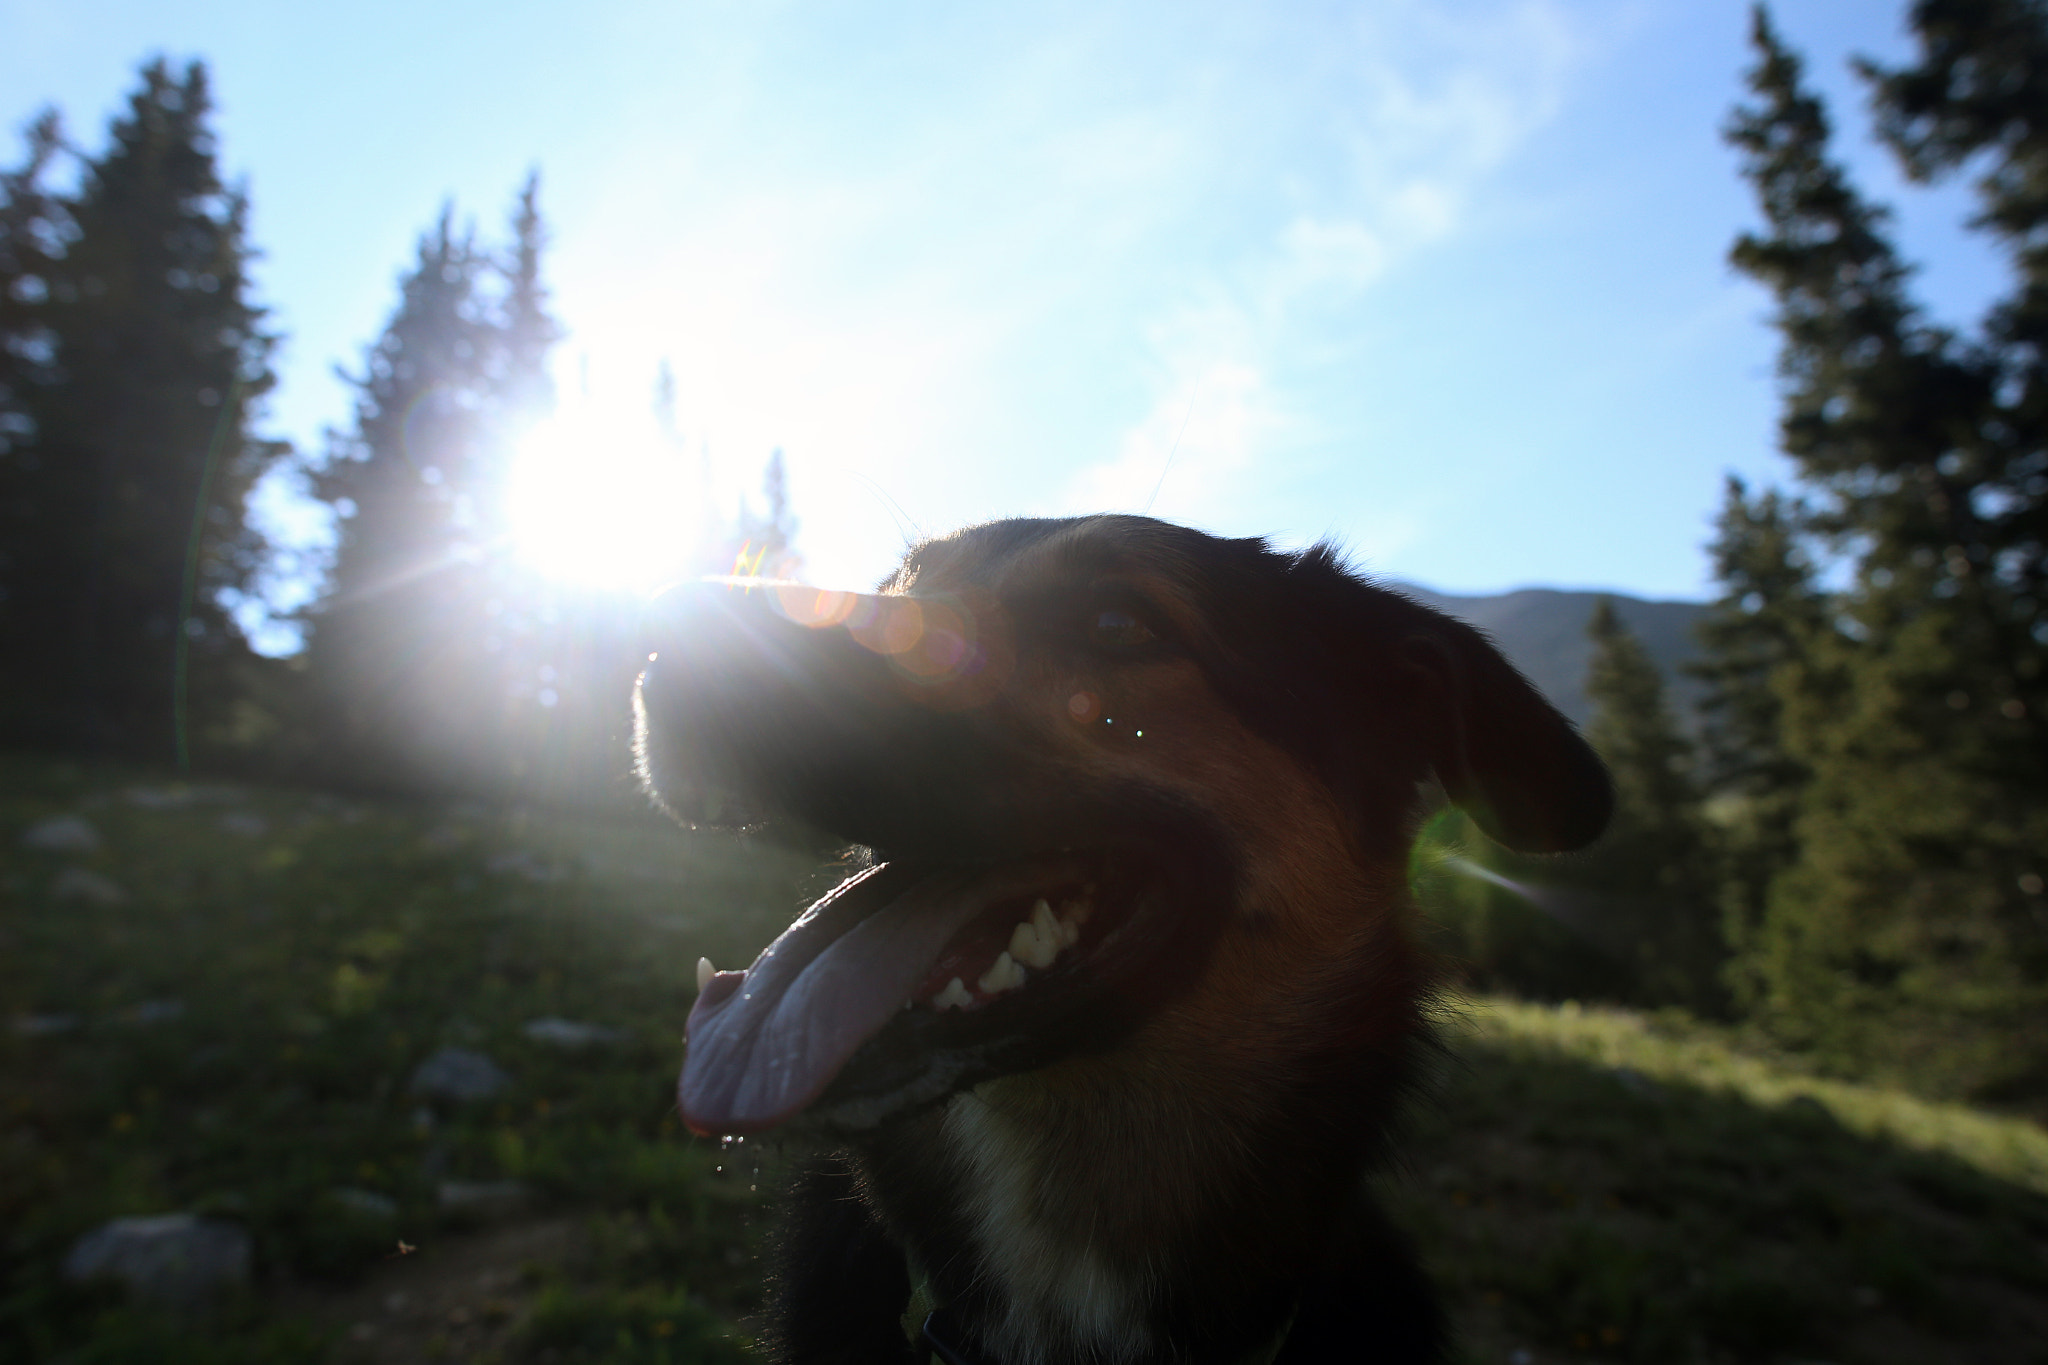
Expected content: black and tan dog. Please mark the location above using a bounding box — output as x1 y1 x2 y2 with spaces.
634 515 1610 1365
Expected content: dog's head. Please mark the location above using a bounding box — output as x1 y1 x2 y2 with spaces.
637 515 1609 1137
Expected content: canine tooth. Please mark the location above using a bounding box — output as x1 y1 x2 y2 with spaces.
696 957 715 992
1009 917 1058 970
1010 902 1061 968
978 951 1026 995
934 977 973 1011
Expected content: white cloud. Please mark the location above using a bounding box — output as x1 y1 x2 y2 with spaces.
1063 359 1278 523
1063 0 1587 531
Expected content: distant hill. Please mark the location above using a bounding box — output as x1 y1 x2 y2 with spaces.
1393 583 1707 730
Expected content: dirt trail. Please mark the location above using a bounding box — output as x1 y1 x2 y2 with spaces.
280 1218 584 1364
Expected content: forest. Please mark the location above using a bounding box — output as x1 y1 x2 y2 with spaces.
2 3 2046 1362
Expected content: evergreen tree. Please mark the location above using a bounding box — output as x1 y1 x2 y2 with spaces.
0 61 283 761
1688 477 1825 1008
1578 601 1723 1010
0 110 63 457
305 207 502 790
1724 5 2048 1096
304 182 571 796
496 171 557 430
741 447 801 577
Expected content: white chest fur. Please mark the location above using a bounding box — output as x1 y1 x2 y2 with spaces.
939 1089 1154 1365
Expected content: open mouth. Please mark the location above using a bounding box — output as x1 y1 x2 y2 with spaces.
678 850 1152 1136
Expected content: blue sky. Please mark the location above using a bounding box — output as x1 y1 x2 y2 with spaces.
1 0 2011 616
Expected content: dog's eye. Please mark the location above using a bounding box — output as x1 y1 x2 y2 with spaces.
1091 608 1156 650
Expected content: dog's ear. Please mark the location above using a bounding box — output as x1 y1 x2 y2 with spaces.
1397 620 1612 854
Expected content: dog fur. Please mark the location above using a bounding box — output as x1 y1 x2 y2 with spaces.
634 515 1611 1365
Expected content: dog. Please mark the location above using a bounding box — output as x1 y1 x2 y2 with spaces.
634 514 1611 1365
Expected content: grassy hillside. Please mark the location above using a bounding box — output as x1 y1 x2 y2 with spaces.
4 756 2043 1363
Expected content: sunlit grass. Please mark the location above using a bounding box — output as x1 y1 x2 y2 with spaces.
1450 994 2048 1197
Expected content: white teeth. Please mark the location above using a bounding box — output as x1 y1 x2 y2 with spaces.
978 951 1027 995
926 891 1101 1012
1009 909 1060 969
1030 900 1066 960
1005 898 1076 970
696 957 715 992
1007 920 1040 966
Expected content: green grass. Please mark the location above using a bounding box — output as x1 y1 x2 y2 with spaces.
0 753 808 1362
1401 998 2048 1363
4 751 2045 1363
1457 996 2048 1196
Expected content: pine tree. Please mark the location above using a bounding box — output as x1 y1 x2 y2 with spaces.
1577 601 1723 1010
1688 477 1825 1008
304 183 572 796
0 61 283 761
0 110 63 446
305 207 501 790
497 171 558 431
1723 5 2048 1096
0 110 66 614
735 447 801 578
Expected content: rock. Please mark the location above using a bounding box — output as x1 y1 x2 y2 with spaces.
12 1013 81 1036
218 811 269 838
437 1180 531 1221
1610 1066 1661 1097
124 1000 187 1025
124 784 241 810
22 815 102 853
409 1047 510 1102
64 1213 251 1304
522 1017 626 1048
52 866 129 906
328 1187 399 1221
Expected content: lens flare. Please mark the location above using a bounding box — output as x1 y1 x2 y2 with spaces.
505 407 696 592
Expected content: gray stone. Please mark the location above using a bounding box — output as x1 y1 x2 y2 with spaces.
218 811 269 838
22 815 101 853
64 1213 251 1304
1610 1066 1661 1097
125 1000 187 1025
328 1187 398 1221
523 1017 626 1048
52 866 129 906
437 1180 530 1221
124 784 242 810
12 1013 81 1036
408 1047 509 1102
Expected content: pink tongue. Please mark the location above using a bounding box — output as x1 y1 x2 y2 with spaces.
679 867 991 1135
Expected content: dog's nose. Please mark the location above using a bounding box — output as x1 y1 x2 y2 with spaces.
643 579 1006 701
635 579 1018 848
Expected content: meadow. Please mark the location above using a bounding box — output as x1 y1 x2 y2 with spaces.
3 754 2043 1364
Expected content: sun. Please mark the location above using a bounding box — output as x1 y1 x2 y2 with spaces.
504 405 700 593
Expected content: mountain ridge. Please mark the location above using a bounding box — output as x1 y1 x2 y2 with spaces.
1391 582 1706 730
